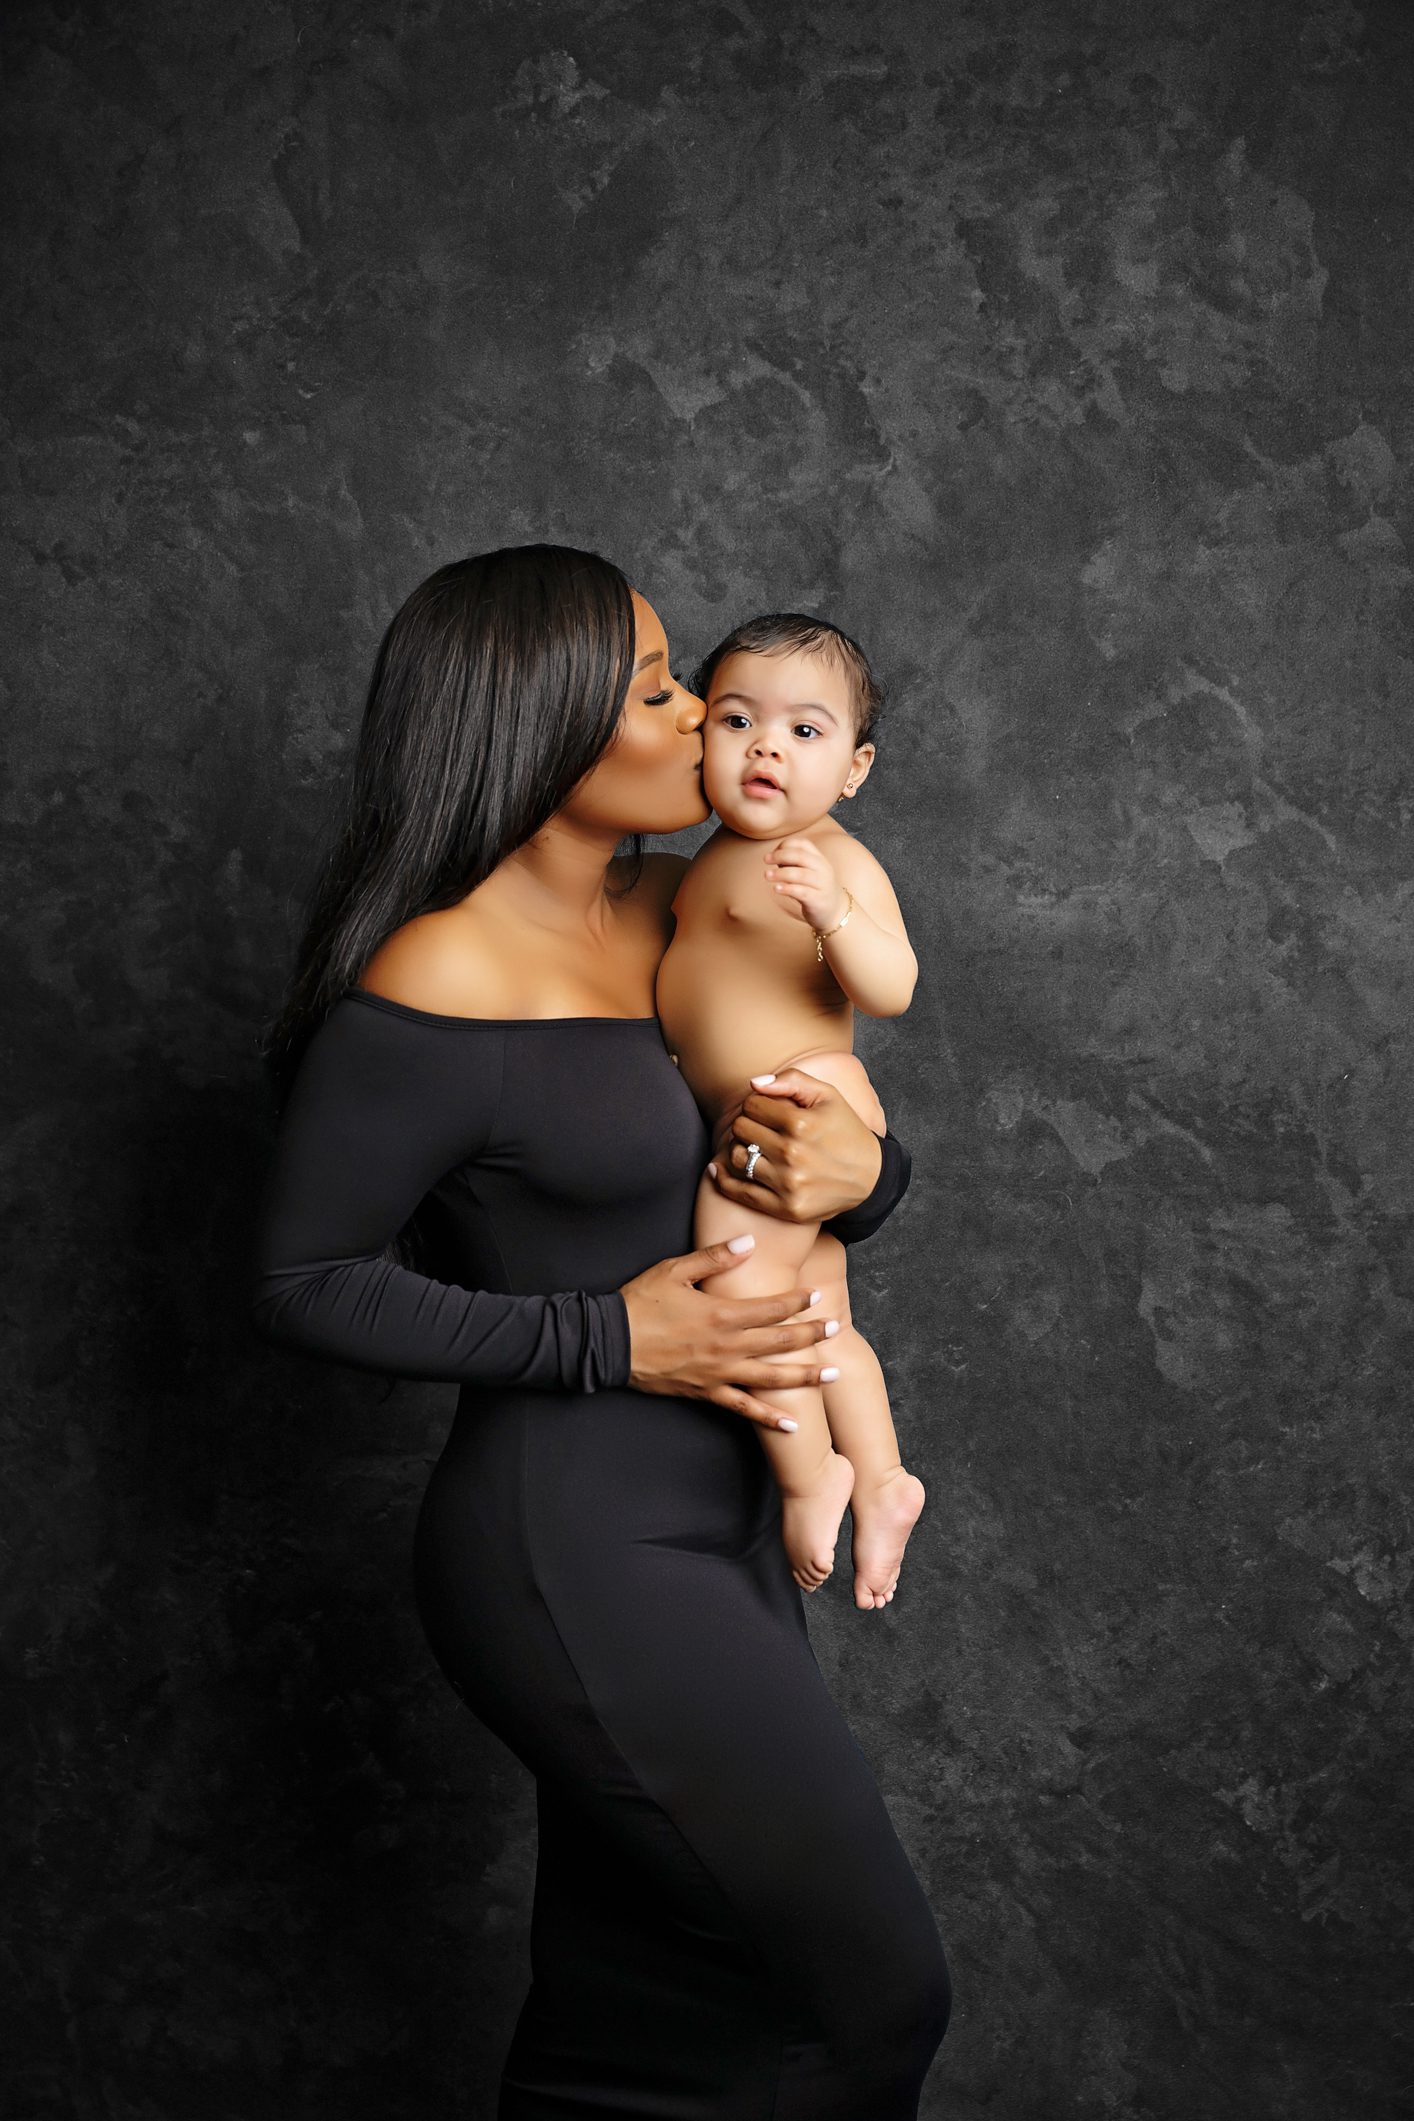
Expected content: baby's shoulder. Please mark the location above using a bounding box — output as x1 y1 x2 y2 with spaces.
821 822 894 888
820 824 907 930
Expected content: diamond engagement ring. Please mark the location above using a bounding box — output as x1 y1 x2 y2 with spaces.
743 1142 763 1181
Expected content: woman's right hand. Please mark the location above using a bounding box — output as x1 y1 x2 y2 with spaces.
619 1236 837 1429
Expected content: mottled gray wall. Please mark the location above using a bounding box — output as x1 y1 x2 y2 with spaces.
6 0 1410 2115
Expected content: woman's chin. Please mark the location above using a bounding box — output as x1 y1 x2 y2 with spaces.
654 789 713 832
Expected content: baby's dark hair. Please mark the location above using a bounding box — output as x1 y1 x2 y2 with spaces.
691 612 884 744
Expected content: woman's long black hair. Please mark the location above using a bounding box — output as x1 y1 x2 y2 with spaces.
260 543 638 1100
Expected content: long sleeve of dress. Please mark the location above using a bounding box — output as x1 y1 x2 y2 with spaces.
250 1000 630 1391
823 1129 912 1247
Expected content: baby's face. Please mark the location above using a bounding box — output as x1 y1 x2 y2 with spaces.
702 648 872 838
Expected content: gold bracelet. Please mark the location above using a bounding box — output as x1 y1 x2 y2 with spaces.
813 888 854 963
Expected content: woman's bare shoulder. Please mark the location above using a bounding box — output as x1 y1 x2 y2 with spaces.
358 903 515 1018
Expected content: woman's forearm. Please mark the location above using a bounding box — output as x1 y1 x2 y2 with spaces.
253 1252 630 1391
823 1129 912 1245
709 1068 913 1234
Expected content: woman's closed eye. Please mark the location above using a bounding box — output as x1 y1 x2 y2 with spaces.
644 672 685 707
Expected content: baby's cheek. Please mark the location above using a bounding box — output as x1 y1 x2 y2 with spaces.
700 749 736 815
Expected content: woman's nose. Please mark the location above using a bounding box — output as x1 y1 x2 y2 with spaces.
676 686 706 732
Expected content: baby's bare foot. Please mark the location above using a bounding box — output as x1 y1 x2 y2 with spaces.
850 1468 926 1610
780 1450 856 1593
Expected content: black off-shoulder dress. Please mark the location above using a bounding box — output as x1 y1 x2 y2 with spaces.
252 991 949 2119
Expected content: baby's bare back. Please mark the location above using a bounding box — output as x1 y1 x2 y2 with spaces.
657 826 854 1123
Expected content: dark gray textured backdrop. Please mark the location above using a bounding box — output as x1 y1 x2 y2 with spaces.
6 0 1411 2116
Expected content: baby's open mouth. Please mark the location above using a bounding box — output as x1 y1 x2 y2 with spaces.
743 772 782 796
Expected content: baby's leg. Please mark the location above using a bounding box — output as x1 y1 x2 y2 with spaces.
692 1168 855 1593
804 1232 928 1614
759 1048 929 1606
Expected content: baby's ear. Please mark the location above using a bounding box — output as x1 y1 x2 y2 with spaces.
847 742 876 791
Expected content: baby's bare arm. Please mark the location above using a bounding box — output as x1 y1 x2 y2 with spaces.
767 834 918 1018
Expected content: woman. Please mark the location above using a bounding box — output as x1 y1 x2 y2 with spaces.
252 544 950 2118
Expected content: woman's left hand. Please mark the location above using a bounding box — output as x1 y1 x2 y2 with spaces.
708 1068 884 1224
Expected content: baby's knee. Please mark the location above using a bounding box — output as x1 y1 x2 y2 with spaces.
802 1232 851 1324
696 1210 819 1296
785 1048 887 1136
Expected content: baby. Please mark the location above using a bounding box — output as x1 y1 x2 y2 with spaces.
656 614 927 1612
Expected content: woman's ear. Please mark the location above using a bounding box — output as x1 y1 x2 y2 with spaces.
841 742 876 798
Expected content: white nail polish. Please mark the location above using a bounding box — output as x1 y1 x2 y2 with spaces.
727 1235 755 1254
751 1073 776 1086
778 1419 799 1431
820 1365 840 1382
809 1289 821 1305
707 1162 718 1178
824 1320 840 1338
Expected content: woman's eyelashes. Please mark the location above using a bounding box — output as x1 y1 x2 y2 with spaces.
642 671 685 707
